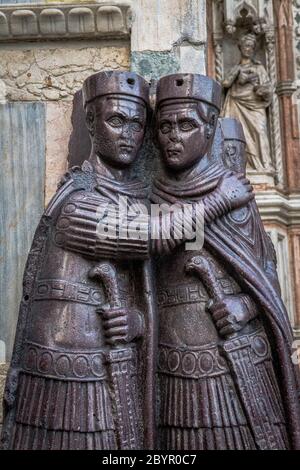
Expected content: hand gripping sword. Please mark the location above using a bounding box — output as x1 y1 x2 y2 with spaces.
89 262 142 450
185 255 279 450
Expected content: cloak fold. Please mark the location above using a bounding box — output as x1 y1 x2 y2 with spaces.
1 164 157 450
151 162 300 449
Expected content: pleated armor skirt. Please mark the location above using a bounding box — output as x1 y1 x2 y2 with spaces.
157 339 290 450
11 372 116 450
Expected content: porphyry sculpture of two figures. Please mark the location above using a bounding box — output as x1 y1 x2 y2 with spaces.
1 71 300 450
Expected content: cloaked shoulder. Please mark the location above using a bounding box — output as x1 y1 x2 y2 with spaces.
45 160 96 218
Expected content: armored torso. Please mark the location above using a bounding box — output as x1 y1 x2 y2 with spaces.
5 169 148 450
151 163 289 450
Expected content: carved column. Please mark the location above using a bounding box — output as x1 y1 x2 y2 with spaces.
207 0 300 338
213 39 224 83
274 0 300 191
206 0 216 78
289 228 300 335
273 0 300 338
265 29 284 186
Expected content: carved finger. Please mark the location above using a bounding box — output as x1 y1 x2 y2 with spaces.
103 317 127 328
220 324 242 337
104 326 128 338
211 309 227 322
106 336 127 346
96 303 110 314
102 308 126 320
210 306 225 318
216 317 232 330
208 299 226 311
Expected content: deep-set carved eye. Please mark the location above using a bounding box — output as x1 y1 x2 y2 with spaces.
160 122 171 134
179 121 195 132
107 116 123 127
131 121 143 132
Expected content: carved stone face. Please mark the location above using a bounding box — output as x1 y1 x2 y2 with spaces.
86 95 146 168
156 100 218 171
223 140 247 174
239 40 255 59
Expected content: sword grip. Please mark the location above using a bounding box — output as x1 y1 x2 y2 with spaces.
185 255 225 304
89 262 141 449
89 262 121 308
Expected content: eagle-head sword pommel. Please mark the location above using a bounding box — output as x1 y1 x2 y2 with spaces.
89 262 122 309
185 255 225 307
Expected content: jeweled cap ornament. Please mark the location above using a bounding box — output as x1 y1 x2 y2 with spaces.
82 71 150 108
156 73 222 111
219 117 246 143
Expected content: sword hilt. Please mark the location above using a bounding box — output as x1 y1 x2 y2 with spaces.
89 262 122 309
89 262 140 449
185 255 225 305
185 255 243 340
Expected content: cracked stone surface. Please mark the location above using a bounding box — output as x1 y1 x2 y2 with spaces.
0 45 130 101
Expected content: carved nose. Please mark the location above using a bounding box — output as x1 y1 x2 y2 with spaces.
169 128 180 142
121 124 131 137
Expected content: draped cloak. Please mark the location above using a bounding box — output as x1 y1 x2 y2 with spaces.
1 162 157 450
151 162 300 449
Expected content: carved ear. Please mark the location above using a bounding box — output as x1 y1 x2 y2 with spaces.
85 106 95 137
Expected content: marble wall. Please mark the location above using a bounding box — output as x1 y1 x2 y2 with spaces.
0 46 130 102
0 102 46 362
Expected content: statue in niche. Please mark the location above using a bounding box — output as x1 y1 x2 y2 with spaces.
221 33 274 173
151 74 300 450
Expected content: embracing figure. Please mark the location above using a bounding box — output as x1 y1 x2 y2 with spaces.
1 71 152 450
2 71 299 451
152 73 300 450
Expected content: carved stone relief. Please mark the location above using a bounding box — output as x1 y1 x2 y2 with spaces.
212 0 283 186
1 71 300 450
221 33 274 175
0 3 131 42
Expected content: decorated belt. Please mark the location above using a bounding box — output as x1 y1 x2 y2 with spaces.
22 341 137 381
157 278 235 308
158 328 270 379
158 342 229 379
34 278 134 307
